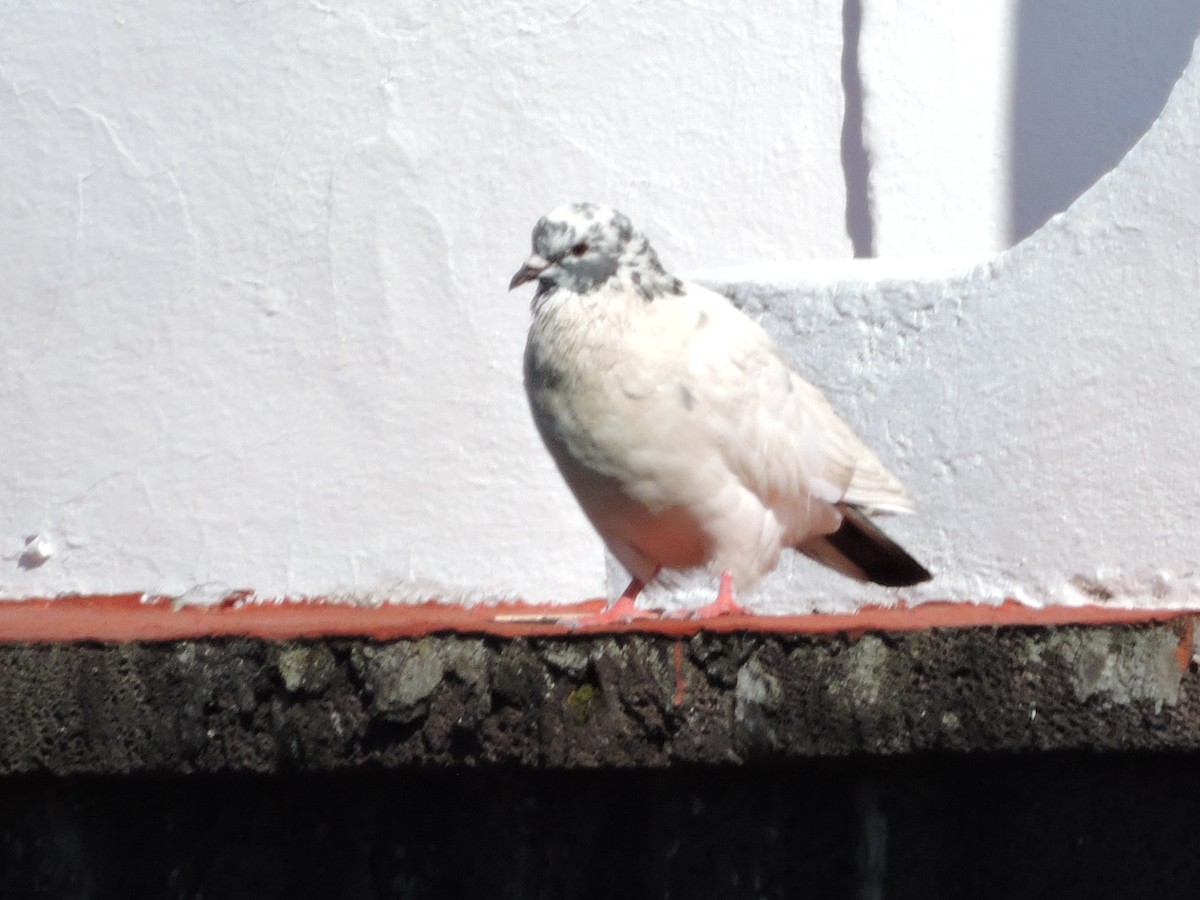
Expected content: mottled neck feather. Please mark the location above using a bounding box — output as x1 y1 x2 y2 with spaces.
619 234 684 301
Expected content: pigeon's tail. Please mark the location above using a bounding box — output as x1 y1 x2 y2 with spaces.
798 505 932 587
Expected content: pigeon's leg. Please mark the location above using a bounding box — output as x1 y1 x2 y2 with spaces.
572 571 662 626
690 571 749 618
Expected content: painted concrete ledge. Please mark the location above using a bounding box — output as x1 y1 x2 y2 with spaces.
0 597 1197 774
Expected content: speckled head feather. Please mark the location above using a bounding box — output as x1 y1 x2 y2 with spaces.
513 202 683 302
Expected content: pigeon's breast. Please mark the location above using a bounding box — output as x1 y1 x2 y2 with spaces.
522 289 637 462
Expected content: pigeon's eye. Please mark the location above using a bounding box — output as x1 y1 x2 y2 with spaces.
570 242 589 257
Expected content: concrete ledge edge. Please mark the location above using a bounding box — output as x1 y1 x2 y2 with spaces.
1 614 1197 774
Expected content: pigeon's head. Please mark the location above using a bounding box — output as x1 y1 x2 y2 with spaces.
509 202 682 301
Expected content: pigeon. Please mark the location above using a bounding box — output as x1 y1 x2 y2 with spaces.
510 202 931 621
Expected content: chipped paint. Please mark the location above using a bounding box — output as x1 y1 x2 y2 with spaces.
17 535 54 570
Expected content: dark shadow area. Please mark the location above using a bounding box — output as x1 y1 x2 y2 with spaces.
1011 0 1200 243
841 0 874 257
3 754 1200 899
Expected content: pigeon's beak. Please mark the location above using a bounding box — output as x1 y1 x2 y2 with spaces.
509 254 549 291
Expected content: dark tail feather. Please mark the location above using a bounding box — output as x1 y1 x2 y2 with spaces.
808 505 932 587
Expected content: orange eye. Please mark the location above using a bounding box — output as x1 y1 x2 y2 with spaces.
570 242 588 256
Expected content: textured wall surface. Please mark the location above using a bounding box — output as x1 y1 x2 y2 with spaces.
0 1 845 603
699 31 1200 612
2 4 1199 610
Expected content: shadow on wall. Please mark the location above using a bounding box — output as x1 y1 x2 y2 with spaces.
1010 0 1200 244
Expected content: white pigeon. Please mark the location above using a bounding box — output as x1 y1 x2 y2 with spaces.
511 202 930 621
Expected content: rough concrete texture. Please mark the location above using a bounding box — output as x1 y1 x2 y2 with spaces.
2 622 1197 775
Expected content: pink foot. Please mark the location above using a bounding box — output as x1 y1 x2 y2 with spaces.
689 571 749 619
571 576 662 627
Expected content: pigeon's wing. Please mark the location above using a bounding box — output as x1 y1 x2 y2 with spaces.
806 391 916 513
677 282 915 520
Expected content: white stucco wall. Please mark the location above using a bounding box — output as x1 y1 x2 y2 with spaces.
860 0 1016 257
4 3 1200 611
1 1 846 604
704 28 1200 612
861 0 1200 255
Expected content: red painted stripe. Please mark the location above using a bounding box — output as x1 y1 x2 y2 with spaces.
0 594 1194 643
